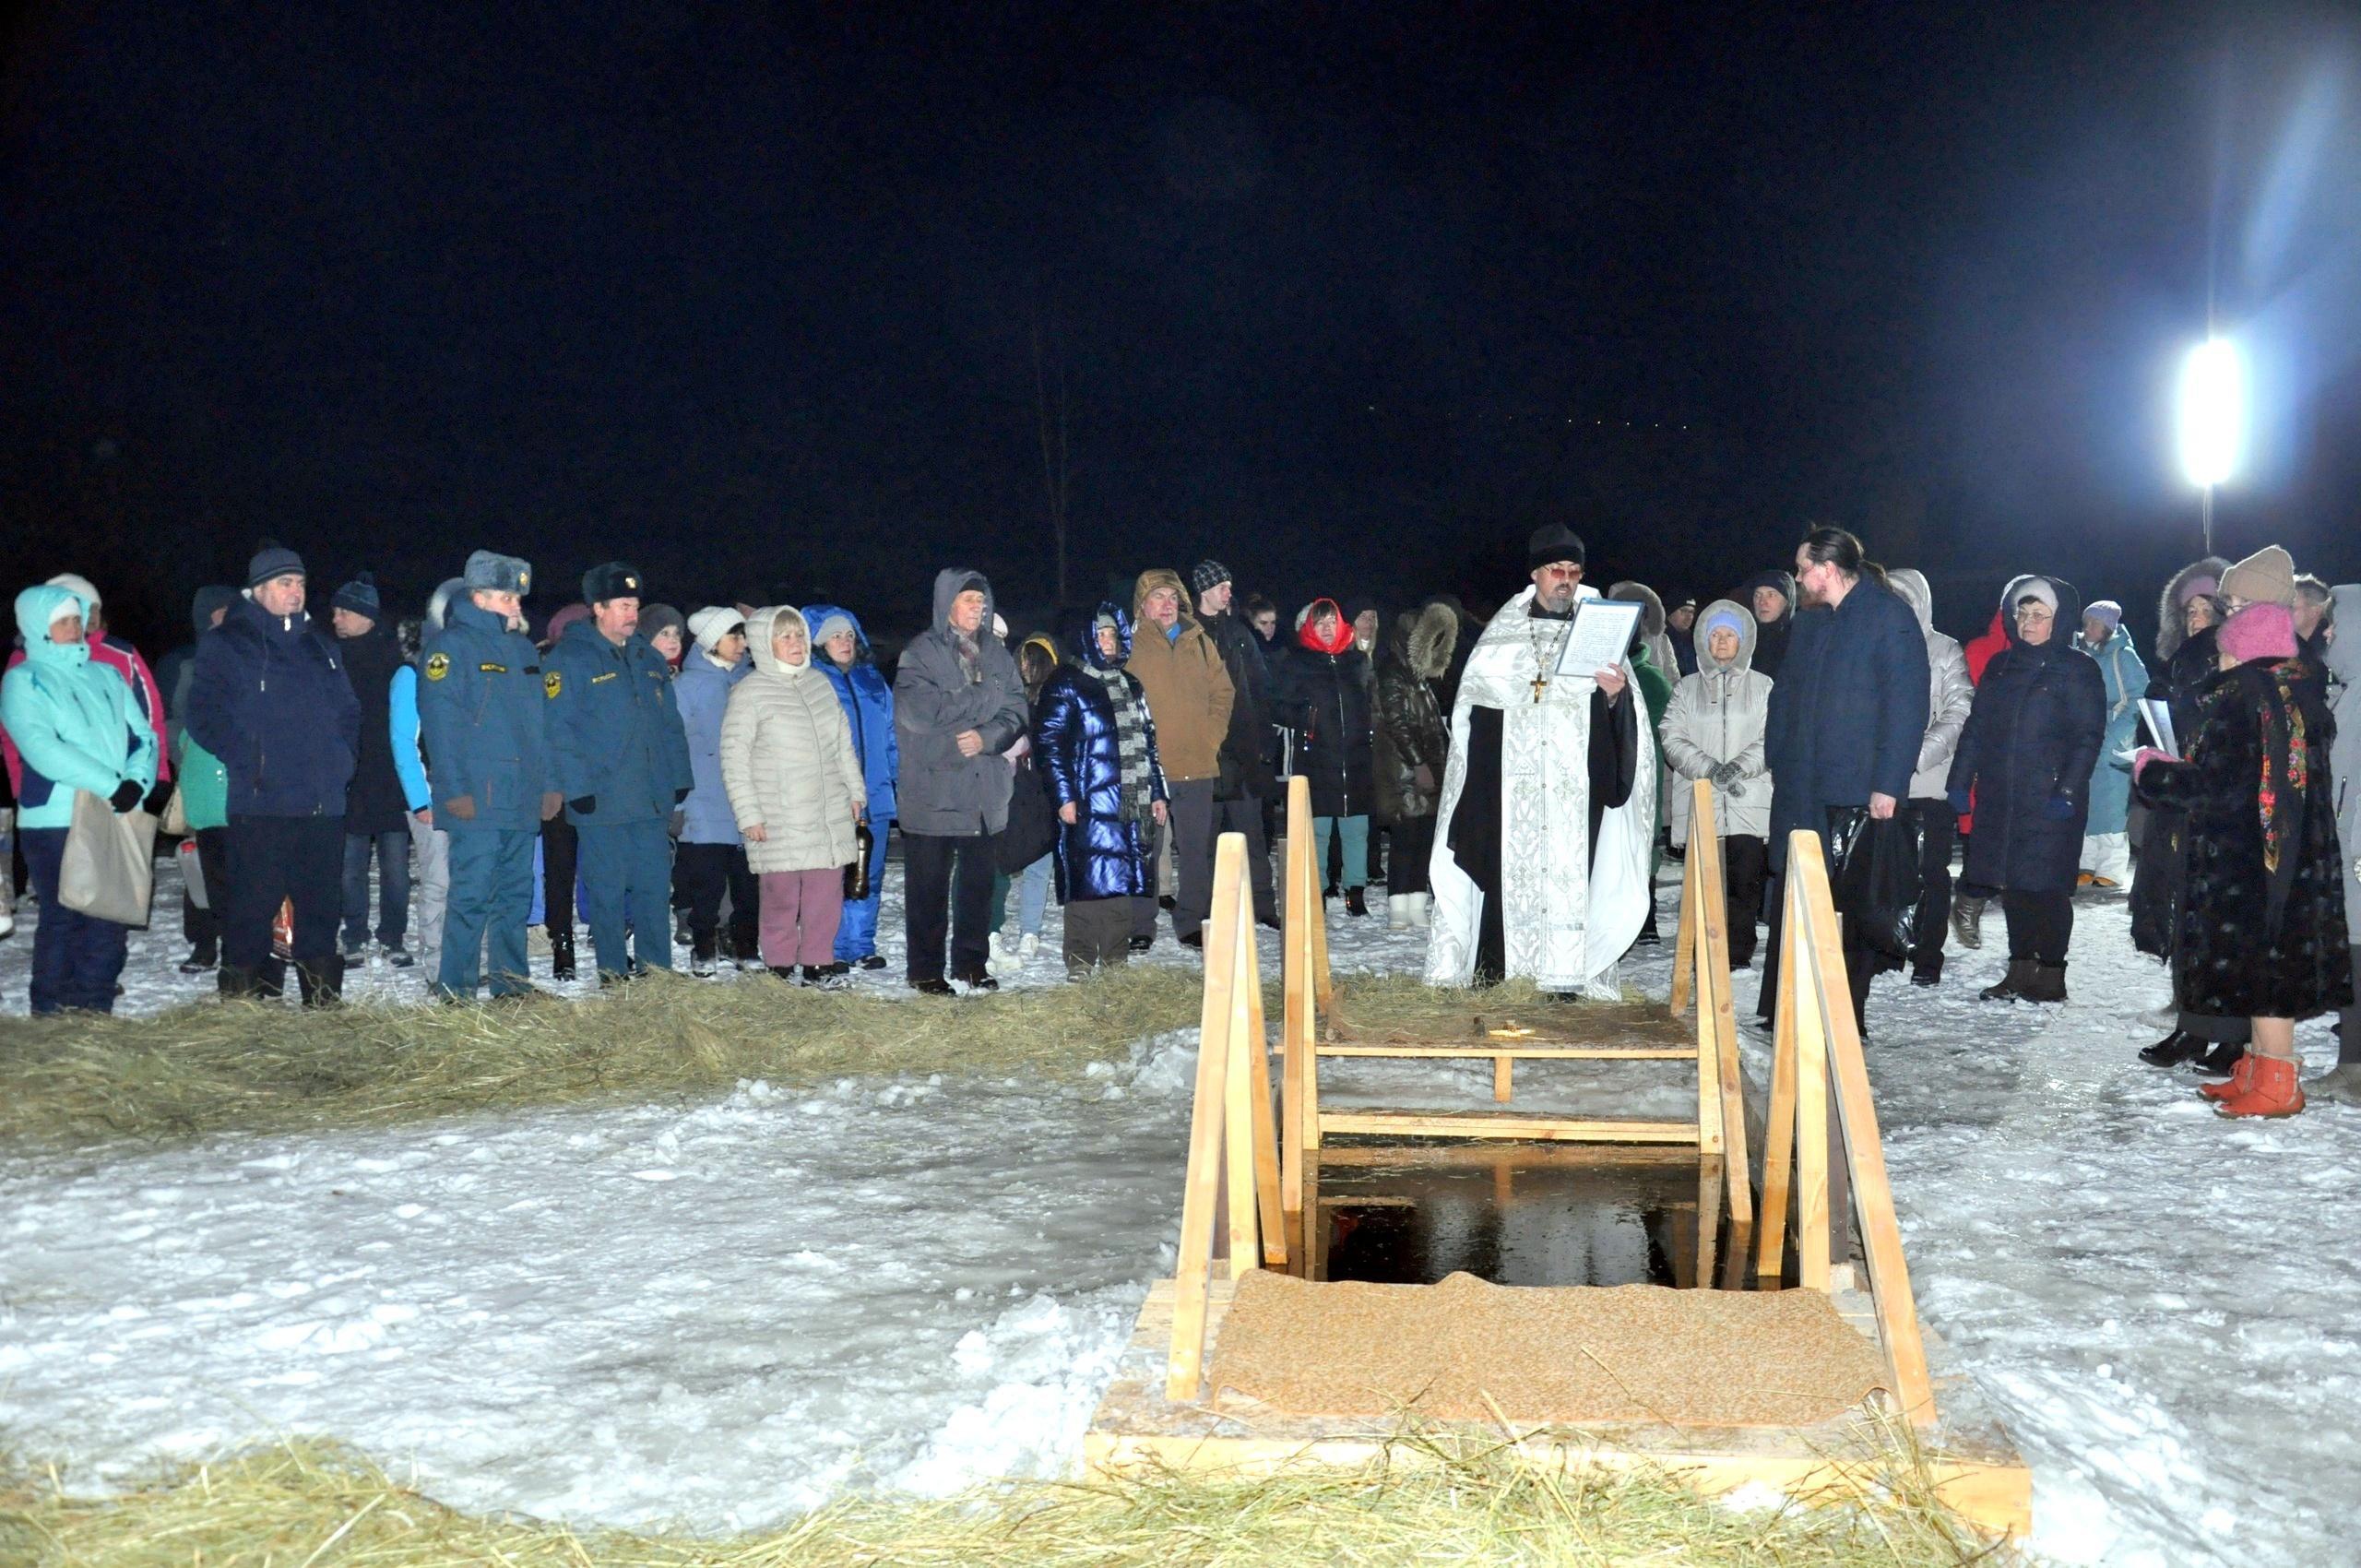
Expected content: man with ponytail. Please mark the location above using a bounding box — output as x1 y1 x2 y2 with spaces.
1757 525 1930 1032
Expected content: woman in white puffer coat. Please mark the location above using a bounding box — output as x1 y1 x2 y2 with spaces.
721 606 866 988
1658 599 1772 968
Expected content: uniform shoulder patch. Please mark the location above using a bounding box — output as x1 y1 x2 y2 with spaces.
544 671 562 698
424 652 450 682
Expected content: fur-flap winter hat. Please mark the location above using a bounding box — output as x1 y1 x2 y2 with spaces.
1191 559 1233 598
2220 545 2297 609
332 572 381 618
464 550 531 596
689 606 743 653
1527 524 1586 571
582 561 645 605
246 540 305 588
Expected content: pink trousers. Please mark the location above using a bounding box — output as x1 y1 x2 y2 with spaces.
758 868 843 968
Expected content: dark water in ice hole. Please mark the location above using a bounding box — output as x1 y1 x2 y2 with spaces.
1314 1153 1738 1290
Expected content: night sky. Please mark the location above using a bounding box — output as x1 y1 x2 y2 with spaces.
5 4 2359 657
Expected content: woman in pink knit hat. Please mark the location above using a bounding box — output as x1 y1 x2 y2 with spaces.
2132 593 2352 1117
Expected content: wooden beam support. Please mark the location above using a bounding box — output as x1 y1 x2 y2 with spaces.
1788 829 1937 1429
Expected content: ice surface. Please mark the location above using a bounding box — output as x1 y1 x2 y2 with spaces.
4 856 2358 1562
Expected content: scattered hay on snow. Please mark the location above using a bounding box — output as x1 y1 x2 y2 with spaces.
0 967 1667 1152
0 966 1207 1149
0 1434 2029 1567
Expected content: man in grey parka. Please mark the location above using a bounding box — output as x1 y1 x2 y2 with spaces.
1888 569 1975 986
894 568 1028 994
2310 586 2360 1102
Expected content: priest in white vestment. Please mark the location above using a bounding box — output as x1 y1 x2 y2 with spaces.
1426 525 1656 998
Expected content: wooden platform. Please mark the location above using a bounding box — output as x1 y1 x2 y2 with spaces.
1086 784 2035 1540
1084 1275 2034 1538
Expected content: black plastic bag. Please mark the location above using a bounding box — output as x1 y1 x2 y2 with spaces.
1824 806 1926 962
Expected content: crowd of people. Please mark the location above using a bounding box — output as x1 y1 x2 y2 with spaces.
1 527 2353 1116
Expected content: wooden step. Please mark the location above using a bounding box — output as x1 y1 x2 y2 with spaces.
1316 1111 1703 1144
1316 1044 1697 1061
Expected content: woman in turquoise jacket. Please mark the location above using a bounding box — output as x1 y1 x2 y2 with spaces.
0 583 159 1013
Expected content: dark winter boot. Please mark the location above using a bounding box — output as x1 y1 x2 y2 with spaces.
217 964 258 1000
2023 963 2068 1004
1978 958 2035 1002
768 965 803 985
2137 1030 2206 1067
2191 1039 2247 1080
802 964 850 992
549 928 575 981
1910 953 1943 986
1952 896 1986 950
691 933 718 979
1635 903 1661 944
1345 887 1369 919
296 955 345 1009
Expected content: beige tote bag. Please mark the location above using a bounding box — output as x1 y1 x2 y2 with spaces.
60 788 158 927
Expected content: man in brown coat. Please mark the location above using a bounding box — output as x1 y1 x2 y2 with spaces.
1129 567 1235 949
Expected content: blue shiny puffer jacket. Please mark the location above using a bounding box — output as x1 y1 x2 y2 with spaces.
803 603 897 824
1034 603 1169 903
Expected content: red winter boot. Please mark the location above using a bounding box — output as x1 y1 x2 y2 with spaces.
2215 1055 2304 1119
2198 1051 2255 1102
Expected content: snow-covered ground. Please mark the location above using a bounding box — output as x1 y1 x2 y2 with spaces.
2 850 2356 1564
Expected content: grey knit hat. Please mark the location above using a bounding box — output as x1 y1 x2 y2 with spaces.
245 540 305 588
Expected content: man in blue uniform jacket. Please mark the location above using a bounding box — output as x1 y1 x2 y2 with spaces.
543 562 694 982
418 549 562 1001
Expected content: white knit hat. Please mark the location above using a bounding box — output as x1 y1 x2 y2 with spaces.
687 606 742 653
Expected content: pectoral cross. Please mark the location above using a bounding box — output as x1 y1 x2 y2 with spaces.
1530 674 1548 703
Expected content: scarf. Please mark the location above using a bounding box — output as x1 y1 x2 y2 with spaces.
1081 662 1156 824
2250 661 2313 928
951 627 982 685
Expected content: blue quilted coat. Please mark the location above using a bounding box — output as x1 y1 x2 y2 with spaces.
1033 603 1169 903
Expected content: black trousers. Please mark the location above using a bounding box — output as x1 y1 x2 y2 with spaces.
674 841 758 958
1386 814 1436 896
904 830 996 983
181 826 231 961
1215 790 1278 922
1755 869 1875 1031
541 815 577 933
1719 834 1767 967
1906 800 1955 971
223 814 344 974
2001 889 2073 965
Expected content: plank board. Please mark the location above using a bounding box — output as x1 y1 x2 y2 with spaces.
1316 1111 1702 1144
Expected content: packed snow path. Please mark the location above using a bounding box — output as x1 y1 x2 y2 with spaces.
1 857 2355 1564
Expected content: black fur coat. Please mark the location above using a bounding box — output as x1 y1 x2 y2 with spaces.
2134 656 2353 1020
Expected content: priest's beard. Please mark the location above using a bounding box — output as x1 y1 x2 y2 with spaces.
1533 577 1577 615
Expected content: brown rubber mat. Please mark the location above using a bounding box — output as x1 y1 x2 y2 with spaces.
1209 1270 1887 1428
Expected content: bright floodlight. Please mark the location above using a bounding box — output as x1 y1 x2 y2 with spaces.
2177 337 2244 489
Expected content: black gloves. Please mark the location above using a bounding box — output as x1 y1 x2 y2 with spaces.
569 795 597 815
109 780 145 814
674 787 692 805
